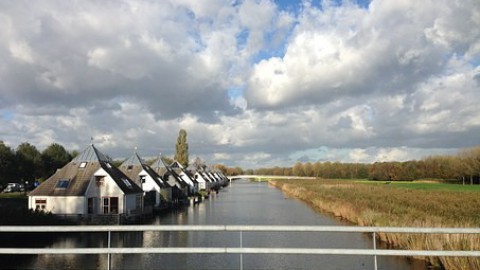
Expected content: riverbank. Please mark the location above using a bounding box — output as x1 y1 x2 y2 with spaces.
269 179 480 270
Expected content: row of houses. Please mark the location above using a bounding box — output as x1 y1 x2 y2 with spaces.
27 144 230 223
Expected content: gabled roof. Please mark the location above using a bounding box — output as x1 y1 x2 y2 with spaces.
99 162 143 194
150 157 168 177
168 160 197 184
198 171 214 182
72 144 111 163
150 157 187 188
170 161 184 169
29 144 141 196
120 152 166 189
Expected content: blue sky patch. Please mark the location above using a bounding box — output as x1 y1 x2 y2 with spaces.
2 110 14 121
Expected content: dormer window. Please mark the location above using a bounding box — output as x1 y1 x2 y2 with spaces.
79 162 87 168
56 179 70 189
106 163 112 168
96 176 105 184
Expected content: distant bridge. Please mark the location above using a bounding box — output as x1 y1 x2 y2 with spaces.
228 175 316 181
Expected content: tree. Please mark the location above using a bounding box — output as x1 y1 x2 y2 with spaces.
292 162 304 176
303 162 313 177
213 164 227 174
42 143 71 177
162 156 174 166
191 157 206 171
0 141 16 188
174 129 189 168
16 142 43 183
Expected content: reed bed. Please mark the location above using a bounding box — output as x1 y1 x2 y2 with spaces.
269 179 480 270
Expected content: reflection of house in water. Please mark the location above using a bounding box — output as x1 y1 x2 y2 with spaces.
32 232 143 269
119 151 172 211
28 144 143 223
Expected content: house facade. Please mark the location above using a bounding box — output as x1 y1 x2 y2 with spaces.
150 157 189 203
28 144 143 221
119 152 172 209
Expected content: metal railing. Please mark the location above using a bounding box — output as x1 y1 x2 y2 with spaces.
1 225 479 270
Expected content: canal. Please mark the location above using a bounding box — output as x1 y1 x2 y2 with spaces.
1 179 427 269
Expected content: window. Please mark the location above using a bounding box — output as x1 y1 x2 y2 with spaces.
110 197 118 214
96 176 105 185
127 165 133 171
79 162 87 168
102 197 119 214
139 175 146 184
103 197 109 214
35 198 46 211
56 179 70 189
87 197 94 214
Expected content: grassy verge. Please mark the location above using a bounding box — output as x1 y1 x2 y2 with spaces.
270 179 480 270
356 180 480 192
0 192 27 199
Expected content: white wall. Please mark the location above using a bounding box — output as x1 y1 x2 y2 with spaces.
29 196 85 215
195 173 208 190
85 168 127 214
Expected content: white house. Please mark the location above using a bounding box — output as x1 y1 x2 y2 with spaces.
150 157 189 203
193 171 209 191
28 144 143 221
169 161 198 194
119 151 172 208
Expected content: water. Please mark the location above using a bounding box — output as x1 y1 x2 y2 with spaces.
1 179 427 269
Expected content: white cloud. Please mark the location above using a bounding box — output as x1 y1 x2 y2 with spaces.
9 40 35 64
0 0 479 169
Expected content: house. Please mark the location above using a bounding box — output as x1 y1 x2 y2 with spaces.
169 161 198 195
119 151 172 210
200 170 217 191
204 170 220 191
28 144 144 223
150 157 189 204
213 170 229 187
192 170 209 191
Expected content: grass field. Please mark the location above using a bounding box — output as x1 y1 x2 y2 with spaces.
270 179 480 270
356 180 480 192
0 192 27 199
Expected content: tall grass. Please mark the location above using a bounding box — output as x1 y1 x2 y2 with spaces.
270 179 480 270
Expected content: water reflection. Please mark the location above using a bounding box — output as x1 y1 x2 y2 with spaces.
1 180 428 269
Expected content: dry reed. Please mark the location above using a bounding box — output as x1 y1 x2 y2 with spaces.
269 179 480 270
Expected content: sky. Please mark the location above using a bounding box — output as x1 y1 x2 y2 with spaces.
0 0 479 168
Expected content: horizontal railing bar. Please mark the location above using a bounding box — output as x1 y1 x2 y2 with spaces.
1 225 480 234
0 247 478 257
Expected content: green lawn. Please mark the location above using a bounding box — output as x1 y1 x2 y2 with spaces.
0 192 27 199
356 180 480 192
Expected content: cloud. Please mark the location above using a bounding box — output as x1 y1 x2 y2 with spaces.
0 0 479 169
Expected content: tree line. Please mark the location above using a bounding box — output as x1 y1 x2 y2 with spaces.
3 138 480 190
0 141 76 189
223 146 480 182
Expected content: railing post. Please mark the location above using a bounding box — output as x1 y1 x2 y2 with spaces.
372 232 377 270
239 230 243 270
107 230 111 270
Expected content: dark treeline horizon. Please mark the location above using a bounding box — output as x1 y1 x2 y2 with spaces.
0 141 76 189
222 146 480 182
